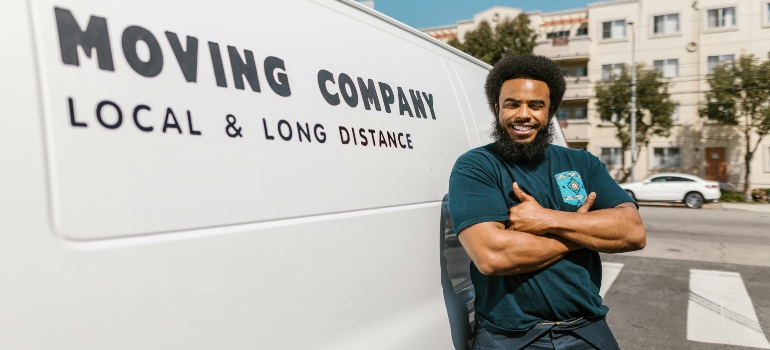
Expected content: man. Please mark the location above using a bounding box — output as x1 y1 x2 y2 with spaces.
448 54 646 350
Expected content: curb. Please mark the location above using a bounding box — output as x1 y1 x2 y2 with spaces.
638 202 770 212
720 203 770 213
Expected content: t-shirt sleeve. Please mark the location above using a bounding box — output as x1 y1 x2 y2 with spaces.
448 152 510 235
584 152 638 210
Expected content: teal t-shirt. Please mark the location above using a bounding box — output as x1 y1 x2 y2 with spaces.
448 143 635 332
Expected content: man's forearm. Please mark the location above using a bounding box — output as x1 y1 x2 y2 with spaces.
458 222 582 276
492 231 581 275
546 204 645 253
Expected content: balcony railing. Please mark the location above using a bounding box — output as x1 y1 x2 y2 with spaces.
534 36 590 61
552 37 569 46
564 76 589 84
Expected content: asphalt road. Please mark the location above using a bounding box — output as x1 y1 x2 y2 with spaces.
602 205 770 349
619 206 770 267
640 206 770 245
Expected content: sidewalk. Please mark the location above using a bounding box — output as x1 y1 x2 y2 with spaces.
718 202 770 213
639 202 770 212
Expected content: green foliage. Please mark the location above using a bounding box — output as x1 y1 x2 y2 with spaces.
751 188 770 203
594 64 677 169
451 15 537 65
447 37 462 50
720 191 747 203
461 21 497 64
700 55 770 193
495 14 537 57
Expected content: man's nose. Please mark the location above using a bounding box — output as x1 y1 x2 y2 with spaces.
515 105 532 121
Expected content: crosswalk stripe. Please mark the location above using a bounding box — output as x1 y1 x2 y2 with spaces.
600 262 624 299
687 269 770 349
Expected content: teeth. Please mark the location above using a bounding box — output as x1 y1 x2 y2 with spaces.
512 125 534 131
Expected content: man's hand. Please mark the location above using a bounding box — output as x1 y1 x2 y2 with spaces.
577 191 597 214
507 181 645 253
508 182 597 235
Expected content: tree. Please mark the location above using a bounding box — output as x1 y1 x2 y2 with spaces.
452 21 497 64
700 54 770 199
448 15 537 65
594 64 677 181
494 14 537 57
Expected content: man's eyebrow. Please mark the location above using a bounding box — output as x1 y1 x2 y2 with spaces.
528 99 546 105
502 98 521 103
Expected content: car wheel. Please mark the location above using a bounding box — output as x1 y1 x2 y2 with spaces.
625 190 636 201
684 192 704 209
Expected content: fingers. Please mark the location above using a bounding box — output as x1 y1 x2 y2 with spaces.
512 182 533 202
577 192 597 213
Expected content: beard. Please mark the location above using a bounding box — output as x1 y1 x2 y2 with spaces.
491 118 553 165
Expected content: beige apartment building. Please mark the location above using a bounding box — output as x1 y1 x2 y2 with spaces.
422 0 770 190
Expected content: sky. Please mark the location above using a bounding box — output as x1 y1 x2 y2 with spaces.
365 0 593 29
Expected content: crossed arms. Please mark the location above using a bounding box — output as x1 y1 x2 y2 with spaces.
457 182 646 276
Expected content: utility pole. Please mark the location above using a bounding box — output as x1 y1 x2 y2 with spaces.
628 21 637 182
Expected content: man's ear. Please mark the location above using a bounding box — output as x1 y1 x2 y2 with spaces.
494 104 499 114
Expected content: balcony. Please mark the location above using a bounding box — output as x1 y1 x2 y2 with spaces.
563 77 591 101
552 37 569 46
534 35 590 62
559 119 591 144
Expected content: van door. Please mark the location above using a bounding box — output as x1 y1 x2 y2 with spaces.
1 0 491 348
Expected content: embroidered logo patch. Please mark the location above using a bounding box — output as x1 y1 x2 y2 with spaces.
555 171 587 207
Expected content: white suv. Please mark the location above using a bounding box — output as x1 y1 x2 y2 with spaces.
619 173 721 209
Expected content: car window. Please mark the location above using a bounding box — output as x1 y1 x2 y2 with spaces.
667 176 695 182
650 177 667 182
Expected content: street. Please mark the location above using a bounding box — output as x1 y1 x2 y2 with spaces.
602 205 770 349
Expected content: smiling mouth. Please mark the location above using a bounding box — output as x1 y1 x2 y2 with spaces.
512 124 536 132
507 121 540 136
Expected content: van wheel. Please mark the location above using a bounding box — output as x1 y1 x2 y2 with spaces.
684 192 704 209
625 190 636 201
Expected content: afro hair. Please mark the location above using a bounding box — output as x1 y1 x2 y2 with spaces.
484 54 566 119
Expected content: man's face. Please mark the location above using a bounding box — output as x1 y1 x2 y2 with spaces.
496 79 551 144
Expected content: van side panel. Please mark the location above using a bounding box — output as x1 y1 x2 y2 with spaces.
0 0 497 348
28 0 474 240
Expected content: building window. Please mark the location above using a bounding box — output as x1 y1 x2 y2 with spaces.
602 63 623 80
557 109 570 121
707 54 735 74
671 106 680 122
653 14 679 34
557 108 588 121
546 31 570 39
577 25 588 36
563 67 588 77
602 20 626 39
600 147 623 168
574 108 587 120
707 7 736 28
653 147 681 168
654 59 679 77
767 3 770 24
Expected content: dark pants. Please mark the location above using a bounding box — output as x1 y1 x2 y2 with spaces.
472 317 620 350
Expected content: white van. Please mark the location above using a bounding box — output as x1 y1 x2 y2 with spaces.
0 0 566 348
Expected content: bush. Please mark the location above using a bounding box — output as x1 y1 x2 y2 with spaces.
720 191 747 203
751 188 770 203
